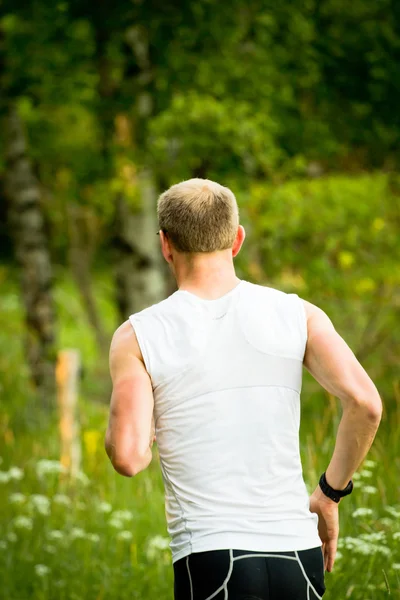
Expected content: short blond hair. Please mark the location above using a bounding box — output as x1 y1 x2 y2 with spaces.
157 178 239 253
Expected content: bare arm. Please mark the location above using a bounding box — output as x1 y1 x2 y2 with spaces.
303 299 382 489
302 299 382 572
105 320 155 477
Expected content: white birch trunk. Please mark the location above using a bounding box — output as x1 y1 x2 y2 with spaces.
4 104 56 404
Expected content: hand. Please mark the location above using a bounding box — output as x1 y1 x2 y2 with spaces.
309 484 340 573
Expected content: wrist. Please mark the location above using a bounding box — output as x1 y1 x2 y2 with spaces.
314 483 340 506
318 471 353 503
325 468 352 491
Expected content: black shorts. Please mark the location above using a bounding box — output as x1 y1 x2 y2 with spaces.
173 546 326 600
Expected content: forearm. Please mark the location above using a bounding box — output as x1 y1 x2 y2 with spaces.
325 401 382 490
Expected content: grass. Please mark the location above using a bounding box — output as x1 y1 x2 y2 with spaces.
0 269 399 599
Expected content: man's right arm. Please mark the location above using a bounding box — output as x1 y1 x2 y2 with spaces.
302 299 382 489
302 299 382 572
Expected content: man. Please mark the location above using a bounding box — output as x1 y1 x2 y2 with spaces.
105 178 382 600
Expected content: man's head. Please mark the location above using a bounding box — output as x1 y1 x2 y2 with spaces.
157 178 245 270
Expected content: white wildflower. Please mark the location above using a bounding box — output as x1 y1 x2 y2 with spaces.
355 543 374 556
29 494 51 516
34 564 50 577
334 551 343 560
69 527 86 540
363 486 378 495
360 531 386 543
9 493 26 505
148 535 170 550
393 564 400 571
7 532 17 542
74 470 90 486
117 530 133 542
375 546 391 557
340 535 390 558
111 510 133 522
52 494 71 507
146 535 170 560
352 472 361 480
13 516 33 530
44 544 56 554
359 469 373 479
8 467 24 481
352 507 373 518
0 471 10 483
97 501 112 513
363 459 377 469
109 518 124 529
393 532 400 540
48 530 64 541
86 533 100 543
36 459 67 479
0 541 7 550
385 507 400 519
379 518 393 527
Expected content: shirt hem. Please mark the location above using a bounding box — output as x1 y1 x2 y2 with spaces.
171 531 322 564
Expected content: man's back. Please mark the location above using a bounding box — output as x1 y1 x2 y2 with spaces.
129 279 321 564
106 177 382 598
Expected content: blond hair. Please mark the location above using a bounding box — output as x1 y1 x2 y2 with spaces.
157 178 239 253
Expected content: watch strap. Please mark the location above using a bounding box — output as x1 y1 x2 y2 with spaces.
319 472 353 503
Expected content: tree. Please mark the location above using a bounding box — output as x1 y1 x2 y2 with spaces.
3 104 56 403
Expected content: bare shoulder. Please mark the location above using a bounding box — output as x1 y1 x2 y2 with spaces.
299 298 336 334
301 298 323 319
109 320 143 363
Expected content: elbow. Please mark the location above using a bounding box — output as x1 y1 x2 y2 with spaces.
368 399 383 423
104 442 152 477
109 456 149 478
111 460 139 478
352 390 383 423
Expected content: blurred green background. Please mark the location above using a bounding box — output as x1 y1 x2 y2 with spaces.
0 1 399 598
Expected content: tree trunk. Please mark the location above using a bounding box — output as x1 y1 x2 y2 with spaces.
113 170 166 319
93 20 168 322
4 104 56 405
66 203 108 352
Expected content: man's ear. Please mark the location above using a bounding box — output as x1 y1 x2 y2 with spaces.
232 225 245 257
160 231 173 263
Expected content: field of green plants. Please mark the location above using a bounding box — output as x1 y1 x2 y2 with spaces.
1 272 399 600
2 0 400 596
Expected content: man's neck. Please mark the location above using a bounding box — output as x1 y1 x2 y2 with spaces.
175 274 241 300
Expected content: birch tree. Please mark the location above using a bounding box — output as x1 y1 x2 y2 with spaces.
4 105 56 404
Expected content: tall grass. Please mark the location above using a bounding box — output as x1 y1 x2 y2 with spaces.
0 271 399 599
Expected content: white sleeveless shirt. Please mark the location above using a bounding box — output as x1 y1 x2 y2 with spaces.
129 279 321 564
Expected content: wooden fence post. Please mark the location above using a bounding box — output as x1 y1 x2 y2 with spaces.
55 349 82 478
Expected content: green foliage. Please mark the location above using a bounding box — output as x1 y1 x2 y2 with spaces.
0 451 170 599
2 0 400 227
149 91 280 181
244 172 400 296
1 430 399 599
1 1 400 597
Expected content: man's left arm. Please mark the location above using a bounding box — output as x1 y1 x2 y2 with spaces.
105 320 155 477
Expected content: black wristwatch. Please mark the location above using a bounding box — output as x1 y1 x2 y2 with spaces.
319 472 353 503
